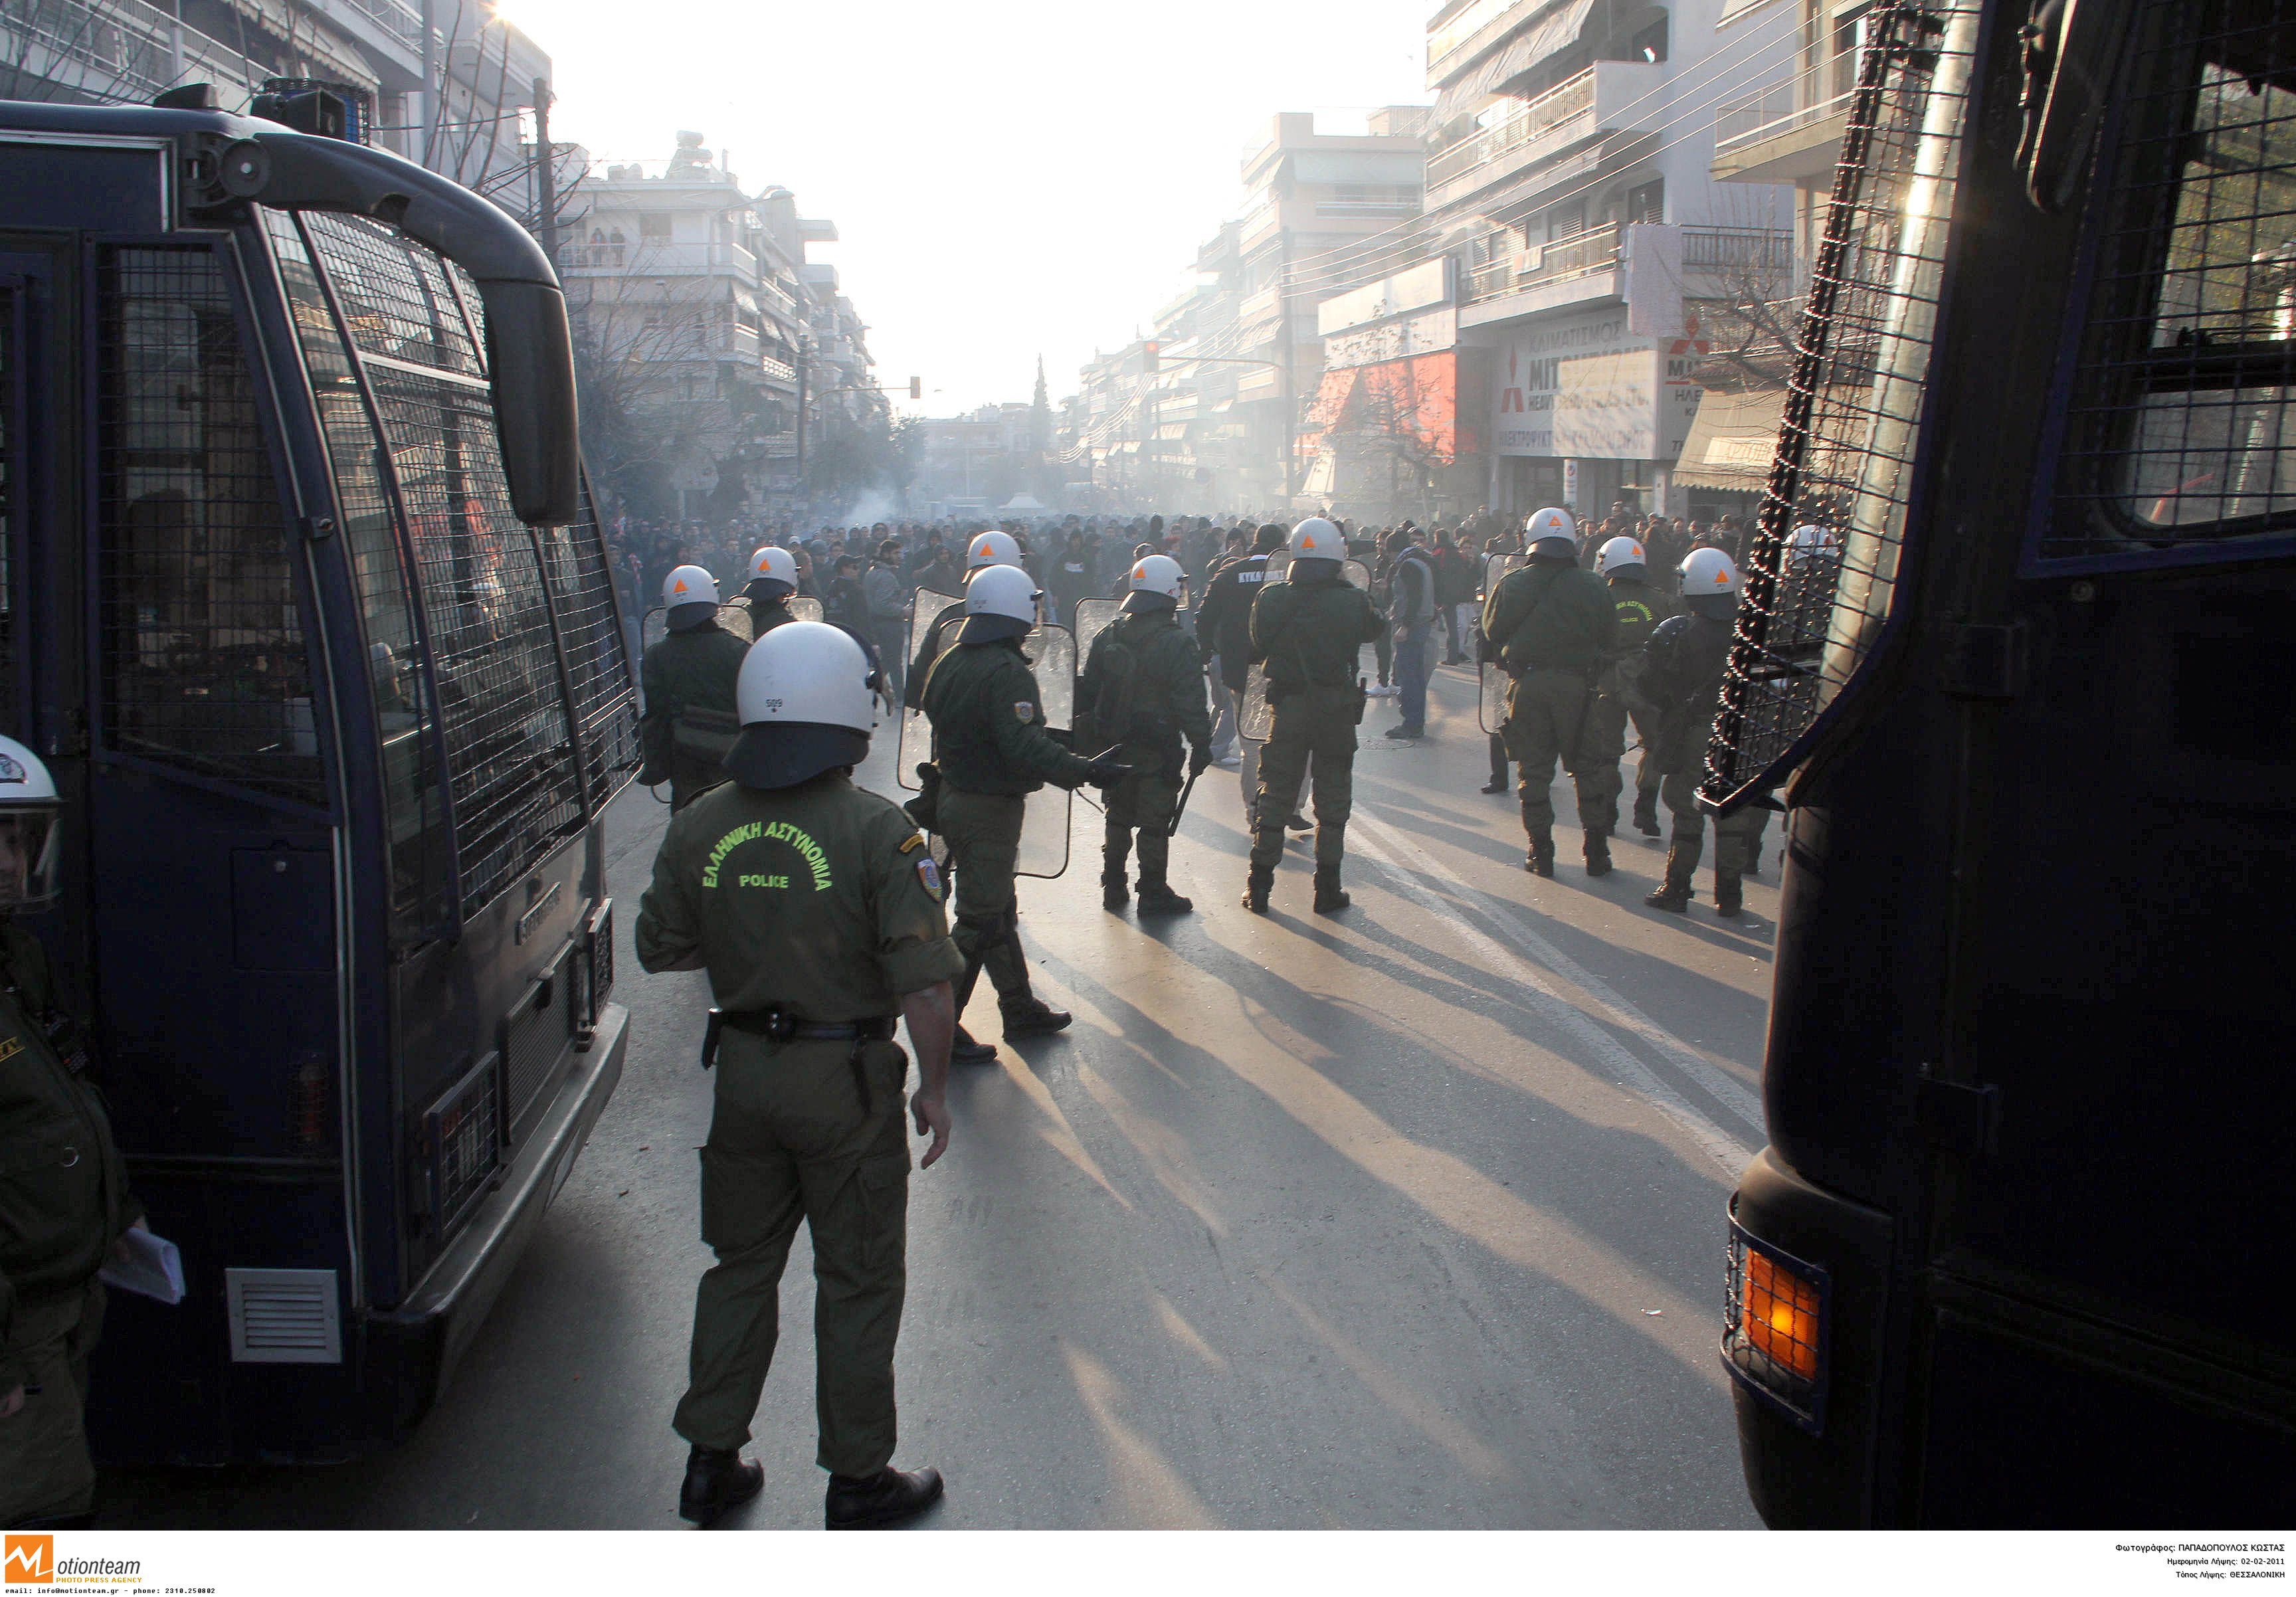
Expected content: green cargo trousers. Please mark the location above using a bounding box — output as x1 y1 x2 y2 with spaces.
0 1279 104 1526
1660 768 1761 874
1103 755 1183 888
935 787 1030 1003
1251 686 1359 870
1504 667 1622 838
674 1034 911 1478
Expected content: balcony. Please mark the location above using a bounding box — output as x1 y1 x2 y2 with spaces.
1423 59 1662 213
1712 47 1860 185
1680 227 1794 276
1459 220 1624 324
3 0 278 103
561 241 760 280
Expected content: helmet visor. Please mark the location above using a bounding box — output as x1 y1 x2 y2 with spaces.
0 807 59 911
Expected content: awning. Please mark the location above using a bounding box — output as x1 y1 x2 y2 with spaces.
1670 386 1786 490
1304 365 1361 432
1432 0 1595 124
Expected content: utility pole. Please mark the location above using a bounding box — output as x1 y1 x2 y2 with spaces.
529 76 559 272
420 0 437 167
1278 226 1296 508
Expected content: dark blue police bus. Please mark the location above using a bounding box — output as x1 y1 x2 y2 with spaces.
1704 0 2295 1525
0 90 637 1461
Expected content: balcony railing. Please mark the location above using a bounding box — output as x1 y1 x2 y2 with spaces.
562 241 759 278
1313 199 1423 219
3 0 270 102
1681 227 1795 274
1464 221 1622 304
1715 46 1860 154
1427 66 1596 190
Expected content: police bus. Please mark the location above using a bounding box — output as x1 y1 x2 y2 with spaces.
0 90 637 1461
1703 0 2295 1525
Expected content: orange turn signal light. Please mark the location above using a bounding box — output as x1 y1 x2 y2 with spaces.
1743 1248 1822 1382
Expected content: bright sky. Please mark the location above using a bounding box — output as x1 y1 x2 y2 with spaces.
510 0 1430 415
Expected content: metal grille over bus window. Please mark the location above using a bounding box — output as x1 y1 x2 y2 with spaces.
94 246 326 808
298 213 583 917
264 213 454 932
0 289 15 734
2048 1 2296 555
537 509 641 806
1700 0 1982 811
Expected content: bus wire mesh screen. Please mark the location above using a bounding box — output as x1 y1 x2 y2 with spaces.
265 211 455 935
0 286 14 735
94 246 324 808
2046 0 2296 554
1701 0 1982 810
300 213 583 918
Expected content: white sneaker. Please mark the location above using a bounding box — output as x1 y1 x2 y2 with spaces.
1216 753 1242 769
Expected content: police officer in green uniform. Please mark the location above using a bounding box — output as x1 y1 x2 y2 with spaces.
732 545 803 637
0 735 144 1530
1243 517 1387 916
1480 509 1620 878
1637 547 1759 917
640 564 749 812
637 622 959 1531
1078 554 1214 916
900 531 1024 708
1586 534 1674 838
919 565 1124 1058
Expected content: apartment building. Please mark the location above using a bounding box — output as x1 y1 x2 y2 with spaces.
1303 0 1799 521
3 0 551 213
564 133 872 518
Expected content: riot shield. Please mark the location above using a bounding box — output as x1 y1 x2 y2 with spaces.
644 603 755 650
1478 554 1529 735
1070 597 1123 749
896 592 963 791
1239 558 1375 744
1016 622 1076 880
789 596 824 624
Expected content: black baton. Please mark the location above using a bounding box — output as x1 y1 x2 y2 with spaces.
1168 766 1200 838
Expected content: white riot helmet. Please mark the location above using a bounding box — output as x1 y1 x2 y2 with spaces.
1126 553 1184 602
965 529 1023 571
662 564 721 630
960 562 1041 643
1786 523 1840 565
1524 506 1577 555
1288 516 1343 564
1595 535 1647 577
0 735 60 911
746 545 798 598
724 622 880 790
1679 545 1743 596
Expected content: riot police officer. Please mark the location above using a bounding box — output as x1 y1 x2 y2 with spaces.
1480 510 1619 878
639 564 749 812
733 545 803 636
0 735 144 1530
636 622 959 1531
902 530 1023 713
1587 535 1674 838
1079 554 1214 916
1193 523 1311 832
1243 517 1386 915
1638 548 1759 917
920 565 1124 1057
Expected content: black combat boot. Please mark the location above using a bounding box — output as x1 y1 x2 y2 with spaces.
1101 869 1130 913
1001 994 1072 1036
824 1465 945 1531
679 1444 764 1527
1242 860 1274 913
1313 864 1350 914
948 965 997 1063
1135 880 1194 915
1713 870 1744 918
1286 810 1313 832
1584 831 1613 878
1480 777 1508 795
1102 830 1131 912
1633 791 1661 837
1525 830 1555 878
1644 842 1699 912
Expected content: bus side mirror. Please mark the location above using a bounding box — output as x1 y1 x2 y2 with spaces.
474 279 581 526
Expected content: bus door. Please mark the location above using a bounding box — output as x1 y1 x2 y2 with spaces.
78 237 345 1463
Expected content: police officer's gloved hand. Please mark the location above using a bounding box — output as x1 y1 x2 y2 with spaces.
1189 745 1213 777
1084 755 1131 789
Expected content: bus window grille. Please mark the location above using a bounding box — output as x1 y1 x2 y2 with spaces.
1701 0 1982 810
367 365 583 914
1 288 15 735
537 505 641 808
265 213 455 933
94 246 326 808
2047 1 2296 555
296 213 486 379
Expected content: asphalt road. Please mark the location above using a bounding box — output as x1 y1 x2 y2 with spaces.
109 658 1776 1530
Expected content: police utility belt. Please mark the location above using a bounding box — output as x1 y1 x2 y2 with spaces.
702 1007 898 1070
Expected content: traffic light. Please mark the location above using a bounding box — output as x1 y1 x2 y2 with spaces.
1143 339 1160 373
909 375 921 399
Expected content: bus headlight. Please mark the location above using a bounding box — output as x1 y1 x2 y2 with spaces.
1724 1222 1830 1431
